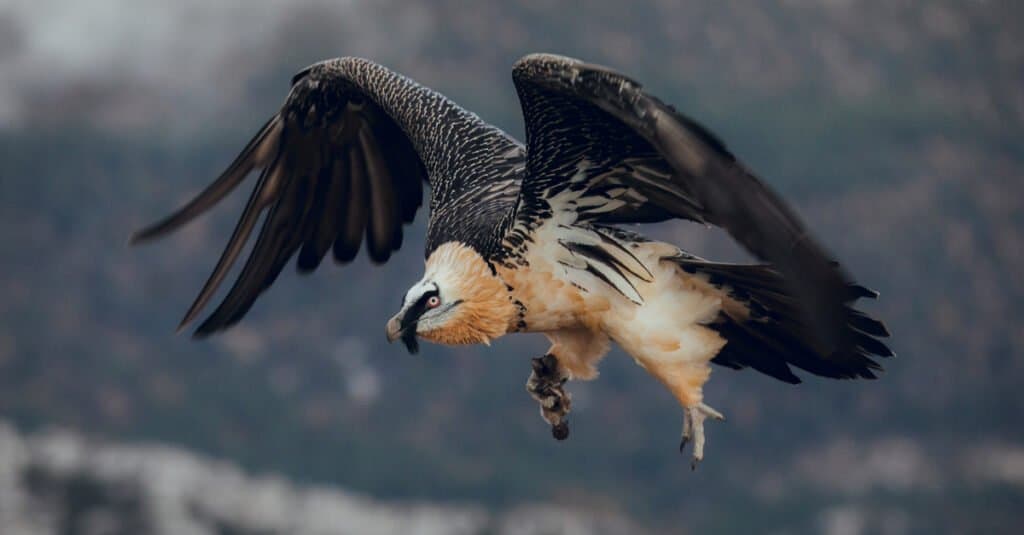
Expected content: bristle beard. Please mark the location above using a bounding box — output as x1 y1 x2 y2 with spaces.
401 328 420 354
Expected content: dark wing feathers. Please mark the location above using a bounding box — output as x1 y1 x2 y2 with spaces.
359 126 400 262
296 156 342 272
133 57 522 336
513 53 889 381
672 258 892 383
334 144 370 263
195 134 332 335
170 137 285 330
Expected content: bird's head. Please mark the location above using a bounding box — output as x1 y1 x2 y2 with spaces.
385 242 515 353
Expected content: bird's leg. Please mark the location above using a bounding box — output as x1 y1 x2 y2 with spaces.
634 356 724 469
526 353 571 440
680 402 725 469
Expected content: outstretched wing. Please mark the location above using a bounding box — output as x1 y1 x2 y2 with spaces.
511 53 884 378
133 57 524 337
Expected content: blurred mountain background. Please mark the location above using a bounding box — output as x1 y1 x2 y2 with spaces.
0 0 1022 533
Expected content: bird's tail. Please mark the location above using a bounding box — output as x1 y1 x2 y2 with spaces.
670 257 893 384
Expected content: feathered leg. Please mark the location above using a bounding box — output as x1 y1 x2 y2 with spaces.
526 354 571 440
640 358 725 468
526 329 610 441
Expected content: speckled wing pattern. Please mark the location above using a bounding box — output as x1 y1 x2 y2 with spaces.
132 57 524 336
509 53 890 380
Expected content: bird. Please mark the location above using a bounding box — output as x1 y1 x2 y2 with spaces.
132 53 891 466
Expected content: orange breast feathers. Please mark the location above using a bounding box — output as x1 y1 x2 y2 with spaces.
495 254 612 334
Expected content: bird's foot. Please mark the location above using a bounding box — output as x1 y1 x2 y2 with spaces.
526 354 571 441
679 402 725 469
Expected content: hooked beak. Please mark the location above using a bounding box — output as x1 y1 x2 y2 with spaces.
385 315 403 343
385 311 420 354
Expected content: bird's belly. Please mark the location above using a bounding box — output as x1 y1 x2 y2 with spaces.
603 252 727 366
499 226 726 365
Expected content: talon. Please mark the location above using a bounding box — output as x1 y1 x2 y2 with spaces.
531 354 560 378
700 402 725 421
678 402 724 466
552 421 569 440
679 410 693 452
527 354 572 442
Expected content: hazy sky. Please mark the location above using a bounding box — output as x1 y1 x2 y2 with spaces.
0 0 362 128
1 1 1018 131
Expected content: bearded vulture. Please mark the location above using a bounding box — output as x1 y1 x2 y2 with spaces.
133 54 891 466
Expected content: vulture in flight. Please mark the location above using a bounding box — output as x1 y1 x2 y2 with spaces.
133 54 891 466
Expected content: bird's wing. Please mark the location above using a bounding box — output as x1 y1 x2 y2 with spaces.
511 53 877 367
133 57 524 337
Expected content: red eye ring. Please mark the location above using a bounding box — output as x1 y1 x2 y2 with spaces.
427 296 441 308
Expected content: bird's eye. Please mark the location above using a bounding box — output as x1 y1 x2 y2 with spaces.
426 295 441 308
